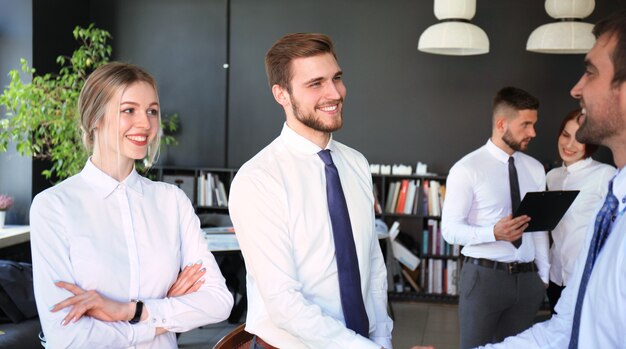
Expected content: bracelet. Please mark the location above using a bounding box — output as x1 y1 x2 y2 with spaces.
129 300 143 324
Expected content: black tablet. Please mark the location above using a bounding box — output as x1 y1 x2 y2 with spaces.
513 190 580 232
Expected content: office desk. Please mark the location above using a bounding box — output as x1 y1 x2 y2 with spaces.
203 227 245 323
0 226 237 252
203 227 240 252
0 225 30 249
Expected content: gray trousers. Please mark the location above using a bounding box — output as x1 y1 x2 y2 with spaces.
458 261 545 349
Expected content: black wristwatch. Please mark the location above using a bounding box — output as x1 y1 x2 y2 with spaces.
129 300 143 324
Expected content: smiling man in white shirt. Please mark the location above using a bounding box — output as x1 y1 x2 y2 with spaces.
480 9 626 349
228 33 393 349
442 86 549 349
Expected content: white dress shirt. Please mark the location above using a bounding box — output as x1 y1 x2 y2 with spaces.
546 157 615 285
442 140 550 282
229 123 393 349
481 168 626 349
30 160 234 349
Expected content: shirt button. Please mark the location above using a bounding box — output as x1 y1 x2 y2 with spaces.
162 319 167 324
152 318 157 323
621 197 625 203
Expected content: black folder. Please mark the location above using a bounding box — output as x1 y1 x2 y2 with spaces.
513 191 580 232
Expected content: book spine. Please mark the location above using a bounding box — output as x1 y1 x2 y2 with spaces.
395 179 409 213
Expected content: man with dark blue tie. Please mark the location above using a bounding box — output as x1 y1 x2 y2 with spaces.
481 9 626 349
229 33 393 349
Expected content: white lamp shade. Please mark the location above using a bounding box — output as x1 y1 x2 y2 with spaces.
434 0 476 20
418 21 489 55
526 21 595 54
545 0 594 19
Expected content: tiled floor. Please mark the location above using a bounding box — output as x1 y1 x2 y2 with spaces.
391 302 459 349
178 301 460 349
179 301 552 348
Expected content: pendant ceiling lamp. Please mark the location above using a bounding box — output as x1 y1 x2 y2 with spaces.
526 0 596 54
418 0 489 56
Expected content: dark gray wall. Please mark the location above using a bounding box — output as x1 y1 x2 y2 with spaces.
228 0 623 173
91 0 228 167
1 0 625 215
31 0 91 200
86 0 626 173
0 0 33 224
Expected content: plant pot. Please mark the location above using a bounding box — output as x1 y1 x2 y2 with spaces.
0 210 5 229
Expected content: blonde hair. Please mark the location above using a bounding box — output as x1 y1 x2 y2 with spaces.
79 62 161 167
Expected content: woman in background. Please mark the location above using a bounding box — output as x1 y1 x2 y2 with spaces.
30 62 233 348
545 108 615 313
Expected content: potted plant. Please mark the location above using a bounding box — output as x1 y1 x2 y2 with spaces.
0 193 13 228
0 24 177 183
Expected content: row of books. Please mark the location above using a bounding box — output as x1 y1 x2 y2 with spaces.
197 172 228 207
419 258 460 295
384 179 421 214
423 180 445 217
381 179 445 216
423 219 460 257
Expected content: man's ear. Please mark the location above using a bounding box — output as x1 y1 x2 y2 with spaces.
495 116 507 134
272 84 290 107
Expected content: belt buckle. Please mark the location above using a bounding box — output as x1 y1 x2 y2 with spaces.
508 262 519 274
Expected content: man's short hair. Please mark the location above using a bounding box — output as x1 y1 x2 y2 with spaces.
492 86 539 120
265 33 337 93
593 9 626 87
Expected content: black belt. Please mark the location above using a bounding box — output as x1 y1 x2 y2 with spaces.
464 256 537 274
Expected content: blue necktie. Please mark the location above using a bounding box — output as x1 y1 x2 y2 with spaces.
568 180 619 348
318 149 369 338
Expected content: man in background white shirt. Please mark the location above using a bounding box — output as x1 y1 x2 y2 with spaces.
229 33 393 349
442 87 549 349
481 9 626 349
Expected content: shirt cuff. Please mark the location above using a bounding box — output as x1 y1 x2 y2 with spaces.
478 225 497 243
142 299 171 329
129 321 156 344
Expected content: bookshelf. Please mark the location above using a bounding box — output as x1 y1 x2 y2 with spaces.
151 166 459 303
150 166 237 213
372 173 461 303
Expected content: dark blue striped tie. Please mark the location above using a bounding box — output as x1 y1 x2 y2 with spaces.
318 149 369 337
569 180 618 348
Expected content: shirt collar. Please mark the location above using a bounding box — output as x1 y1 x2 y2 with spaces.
563 156 593 173
485 139 515 164
612 167 626 206
279 122 336 155
80 158 144 199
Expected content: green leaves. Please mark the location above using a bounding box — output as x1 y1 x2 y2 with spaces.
0 24 178 182
0 24 111 181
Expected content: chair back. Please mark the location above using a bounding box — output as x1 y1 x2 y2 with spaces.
212 323 254 349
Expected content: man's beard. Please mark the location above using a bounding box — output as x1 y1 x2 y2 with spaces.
290 94 343 133
502 129 529 152
576 92 622 145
